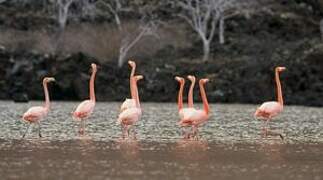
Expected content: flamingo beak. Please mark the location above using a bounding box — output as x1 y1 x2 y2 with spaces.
137 75 144 80
187 75 194 80
128 60 135 66
48 77 56 82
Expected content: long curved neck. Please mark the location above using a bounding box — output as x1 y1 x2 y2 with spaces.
130 64 136 77
199 82 209 114
188 79 195 108
275 69 283 106
43 81 50 110
130 65 136 99
131 78 141 108
177 81 185 111
90 70 97 102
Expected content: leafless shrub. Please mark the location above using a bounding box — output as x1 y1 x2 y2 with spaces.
175 0 269 61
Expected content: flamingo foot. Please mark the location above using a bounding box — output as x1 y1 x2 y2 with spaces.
79 128 85 135
133 129 137 140
38 123 42 138
22 123 31 139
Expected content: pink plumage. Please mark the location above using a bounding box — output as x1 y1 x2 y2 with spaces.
23 106 48 123
21 77 55 138
73 100 95 119
72 63 97 135
254 67 286 122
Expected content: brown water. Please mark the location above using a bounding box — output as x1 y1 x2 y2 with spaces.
0 102 323 180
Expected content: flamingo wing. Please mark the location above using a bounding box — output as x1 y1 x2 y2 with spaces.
256 101 282 118
120 98 136 112
73 100 95 119
117 108 141 125
23 106 48 122
190 110 209 125
178 108 197 126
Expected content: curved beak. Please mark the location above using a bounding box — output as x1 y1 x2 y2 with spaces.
48 77 56 82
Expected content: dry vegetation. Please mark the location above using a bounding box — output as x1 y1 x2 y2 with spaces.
0 21 191 61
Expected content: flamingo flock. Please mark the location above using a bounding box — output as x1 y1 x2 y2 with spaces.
21 61 286 140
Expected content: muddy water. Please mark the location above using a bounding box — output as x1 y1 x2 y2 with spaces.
0 102 323 179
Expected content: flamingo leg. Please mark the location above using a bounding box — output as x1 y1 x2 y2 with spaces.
22 123 31 138
191 126 199 140
37 122 42 138
79 119 85 135
194 126 200 140
121 124 125 139
182 127 190 139
126 126 130 138
122 124 129 139
132 127 137 140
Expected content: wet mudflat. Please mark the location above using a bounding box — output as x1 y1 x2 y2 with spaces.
0 102 323 180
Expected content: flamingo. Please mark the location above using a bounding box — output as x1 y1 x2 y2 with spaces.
175 75 196 138
120 60 137 112
177 77 210 139
22 77 55 138
254 67 286 126
117 75 143 138
72 63 97 135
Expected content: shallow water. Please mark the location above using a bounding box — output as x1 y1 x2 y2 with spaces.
0 102 323 179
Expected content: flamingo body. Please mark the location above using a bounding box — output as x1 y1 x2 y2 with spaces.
73 100 95 119
254 101 283 119
118 108 142 125
179 109 209 126
120 98 136 112
23 106 48 123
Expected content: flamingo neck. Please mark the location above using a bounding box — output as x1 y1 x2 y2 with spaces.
177 81 185 111
275 69 283 106
188 79 195 108
131 78 141 108
90 70 97 102
199 81 209 115
130 65 136 99
43 81 50 110
130 64 136 77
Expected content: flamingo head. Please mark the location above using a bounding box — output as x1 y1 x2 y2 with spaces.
134 75 143 81
276 66 286 72
128 60 136 68
91 63 97 72
43 77 55 83
175 76 185 84
199 78 209 84
187 75 196 82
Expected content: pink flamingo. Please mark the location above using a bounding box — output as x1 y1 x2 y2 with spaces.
254 67 286 127
120 60 137 112
72 63 97 135
175 75 196 138
22 77 55 138
177 76 210 139
118 75 143 138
